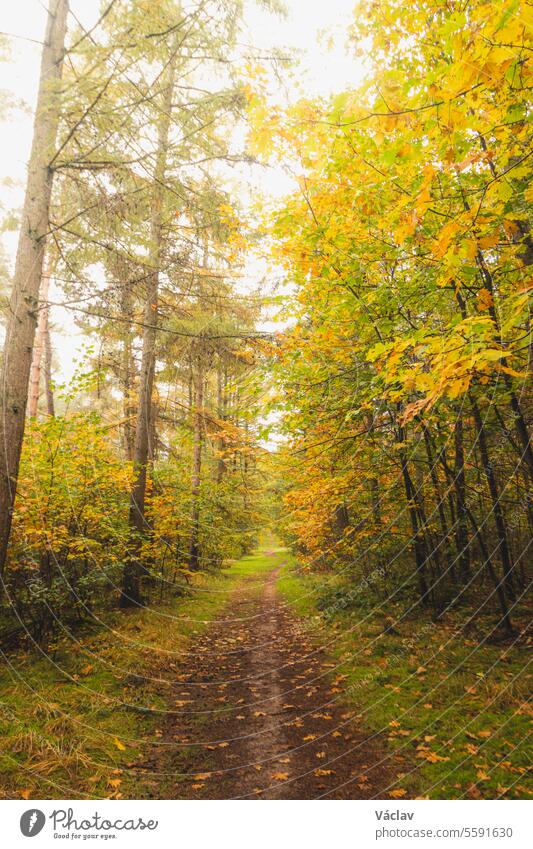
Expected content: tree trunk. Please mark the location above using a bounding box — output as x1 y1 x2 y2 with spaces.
43 320 55 417
28 265 52 418
120 54 176 607
471 401 515 601
216 359 227 484
453 416 470 582
188 359 204 570
120 281 136 461
0 0 69 579
397 426 430 605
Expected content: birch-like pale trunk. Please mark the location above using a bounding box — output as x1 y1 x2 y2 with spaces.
28 263 52 418
0 0 69 578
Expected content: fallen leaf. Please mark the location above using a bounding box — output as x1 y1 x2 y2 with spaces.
272 772 289 780
113 737 126 751
389 788 407 798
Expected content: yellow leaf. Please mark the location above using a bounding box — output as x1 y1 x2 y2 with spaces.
389 788 407 798
113 737 126 751
477 288 494 311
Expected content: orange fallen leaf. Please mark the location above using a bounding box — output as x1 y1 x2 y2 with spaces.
272 772 289 780
389 788 407 798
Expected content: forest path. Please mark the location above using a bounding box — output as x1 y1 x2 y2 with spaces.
136 546 401 799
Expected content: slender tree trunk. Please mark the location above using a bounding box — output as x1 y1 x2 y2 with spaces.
453 415 470 582
120 54 176 607
216 360 227 484
397 426 430 605
189 358 204 570
43 317 55 417
120 281 136 461
423 426 452 573
28 264 52 418
471 400 515 600
0 0 69 579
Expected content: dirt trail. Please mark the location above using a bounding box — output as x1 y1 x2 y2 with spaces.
137 552 404 799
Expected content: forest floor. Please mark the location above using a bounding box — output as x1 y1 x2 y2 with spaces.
0 544 530 800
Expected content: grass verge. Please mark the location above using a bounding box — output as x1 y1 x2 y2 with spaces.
277 558 532 800
0 547 278 800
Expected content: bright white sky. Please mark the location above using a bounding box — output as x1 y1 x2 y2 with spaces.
0 0 364 381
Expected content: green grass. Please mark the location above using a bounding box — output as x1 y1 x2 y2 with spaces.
276 556 532 800
0 546 281 800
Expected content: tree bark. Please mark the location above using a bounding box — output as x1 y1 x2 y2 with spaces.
188 358 204 570
43 314 55 417
397 425 430 605
453 416 470 582
28 263 52 418
471 401 515 601
0 0 69 579
120 53 176 607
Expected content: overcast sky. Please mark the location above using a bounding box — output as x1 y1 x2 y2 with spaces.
0 0 364 381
